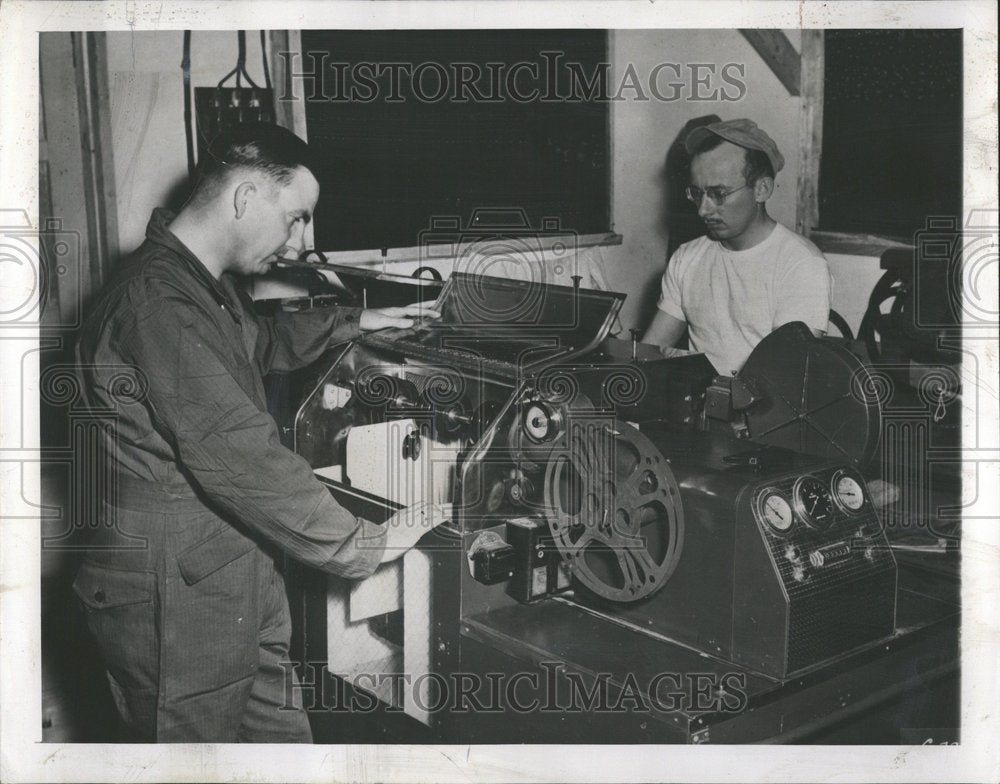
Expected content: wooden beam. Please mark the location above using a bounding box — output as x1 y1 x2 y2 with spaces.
739 29 801 96
269 30 294 133
71 32 119 293
796 30 825 236
270 30 309 141
40 32 88 325
86 32 120 286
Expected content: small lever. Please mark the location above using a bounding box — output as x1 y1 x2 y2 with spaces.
629 329 641 361
722 450 766 472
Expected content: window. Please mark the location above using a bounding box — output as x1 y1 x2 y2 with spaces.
299 30 611 252
818 30 962 242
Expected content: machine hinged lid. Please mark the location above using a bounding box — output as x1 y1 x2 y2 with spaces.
361 272 625 375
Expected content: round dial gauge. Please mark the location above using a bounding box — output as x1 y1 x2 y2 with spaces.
833 472 865 512
757 489 794 533
794 475 835 528
523 402 560 443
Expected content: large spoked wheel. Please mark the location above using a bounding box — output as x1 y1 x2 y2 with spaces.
543 418 684 603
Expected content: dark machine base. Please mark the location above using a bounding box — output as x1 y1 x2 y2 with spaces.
292 557 957 745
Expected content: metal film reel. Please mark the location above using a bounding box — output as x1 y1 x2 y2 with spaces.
542 418 684 602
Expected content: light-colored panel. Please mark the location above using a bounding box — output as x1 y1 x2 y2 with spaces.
402 548 433 726
349 561 402 622
326 575 400 699
826 252 886 335
345 420 458 507
324 550 433 726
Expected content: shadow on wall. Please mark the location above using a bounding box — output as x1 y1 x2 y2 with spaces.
632 114 721 334
163 175 196 221
41 464 122 742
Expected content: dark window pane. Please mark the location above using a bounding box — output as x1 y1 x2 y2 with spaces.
819 30 962 241
301 30 611 251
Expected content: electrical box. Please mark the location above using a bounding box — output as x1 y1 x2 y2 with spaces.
194 87 275 162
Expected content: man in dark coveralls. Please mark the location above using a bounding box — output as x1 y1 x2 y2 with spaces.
73 124 446 742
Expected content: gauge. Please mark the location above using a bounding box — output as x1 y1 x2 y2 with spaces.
832 471 865 513
756 489 794 533
793 475 835 528
523 402 561 443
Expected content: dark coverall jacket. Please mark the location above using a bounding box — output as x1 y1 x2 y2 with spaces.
73 209 385 740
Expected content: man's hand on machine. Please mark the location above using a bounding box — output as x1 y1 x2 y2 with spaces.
360 302 441 331
379 501 453 563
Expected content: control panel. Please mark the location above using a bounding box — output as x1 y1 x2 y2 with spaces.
752 466 893 595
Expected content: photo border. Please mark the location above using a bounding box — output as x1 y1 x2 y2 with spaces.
1 1 996 782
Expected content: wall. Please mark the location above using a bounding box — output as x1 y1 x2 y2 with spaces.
827 252 894 337
106 30 270 254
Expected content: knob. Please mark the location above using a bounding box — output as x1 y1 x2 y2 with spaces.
792 566 805 582
401 431 421 460
784 545 798 562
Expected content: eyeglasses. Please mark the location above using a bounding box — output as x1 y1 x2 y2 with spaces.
685 184 750 206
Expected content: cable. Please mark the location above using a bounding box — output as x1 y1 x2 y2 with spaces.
217 64 239 89
216 31 259 89
237 31 259 88
260 30 272 90
236 30 243 88
181 31 195 177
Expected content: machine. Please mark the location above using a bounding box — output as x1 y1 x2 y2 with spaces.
274 268 958 743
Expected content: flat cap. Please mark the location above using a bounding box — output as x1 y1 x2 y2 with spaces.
684 119 784 175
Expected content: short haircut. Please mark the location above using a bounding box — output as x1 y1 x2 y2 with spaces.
690 134 775 184
190 122 317 204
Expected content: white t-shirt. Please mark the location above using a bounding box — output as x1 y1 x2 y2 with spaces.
657 222 831 375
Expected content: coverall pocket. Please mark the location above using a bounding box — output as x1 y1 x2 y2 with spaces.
169 520 261 694
72 561 159 694
175 523 258 585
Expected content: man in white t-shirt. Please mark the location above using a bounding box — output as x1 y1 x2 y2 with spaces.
643 119 831 376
